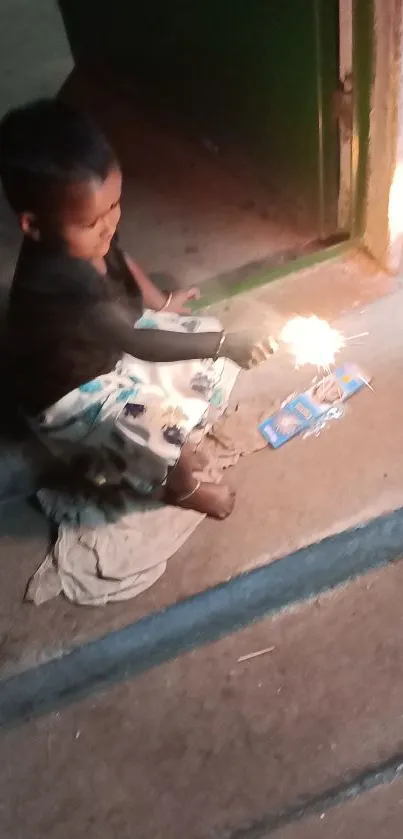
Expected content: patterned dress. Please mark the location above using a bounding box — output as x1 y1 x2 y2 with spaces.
9 236 238 493
35 310 238 493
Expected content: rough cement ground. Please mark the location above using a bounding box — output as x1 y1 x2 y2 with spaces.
1 3 403 836
268 777 403 838
0 0 398 685
0 252 398 677
3 561 403 838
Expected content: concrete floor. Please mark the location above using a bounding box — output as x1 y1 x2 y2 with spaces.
3 560 403 838
0 250 397 677
0 0 396 681
3 3 403 837
270 779 403 839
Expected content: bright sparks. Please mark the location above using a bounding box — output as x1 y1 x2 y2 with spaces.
280 316 345 370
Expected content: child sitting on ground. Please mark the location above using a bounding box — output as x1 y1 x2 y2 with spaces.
1 99 273 519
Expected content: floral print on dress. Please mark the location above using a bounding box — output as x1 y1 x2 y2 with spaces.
190 371 215 398
159 405 189 447
160 405 188 427
181 318 200 333
136 315 158 330
124 402 146 420
129 375 143 386
116 387 137 402
79 379 103 394
162 424 187 447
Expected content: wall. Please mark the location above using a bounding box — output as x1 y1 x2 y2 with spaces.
364 0 403 271
0 0 72 117
0 0 73 297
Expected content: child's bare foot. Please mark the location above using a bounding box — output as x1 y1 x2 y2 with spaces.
166 446 232 518
166 481 235 519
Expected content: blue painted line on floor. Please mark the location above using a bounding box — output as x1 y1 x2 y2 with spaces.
230 752 403 838
1 505 403 728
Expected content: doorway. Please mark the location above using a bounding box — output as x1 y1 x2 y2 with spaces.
59 0 356 294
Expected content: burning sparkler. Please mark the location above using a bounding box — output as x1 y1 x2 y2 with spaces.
280 316 345 371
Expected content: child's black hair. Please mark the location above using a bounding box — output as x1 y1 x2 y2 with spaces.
0 98 117 215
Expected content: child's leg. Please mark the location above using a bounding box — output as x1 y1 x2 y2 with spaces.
165 446 235 520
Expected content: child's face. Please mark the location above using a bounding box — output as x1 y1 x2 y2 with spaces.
41 165 122 261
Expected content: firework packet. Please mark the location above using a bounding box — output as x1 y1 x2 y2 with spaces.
259 363 370 449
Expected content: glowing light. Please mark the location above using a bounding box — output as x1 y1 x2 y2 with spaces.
280 316 345 370
389 162 403 244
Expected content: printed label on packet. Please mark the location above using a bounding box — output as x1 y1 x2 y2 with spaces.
259 363 370 449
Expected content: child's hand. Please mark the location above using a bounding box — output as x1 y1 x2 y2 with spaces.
166 287 201 314
222 331 277 369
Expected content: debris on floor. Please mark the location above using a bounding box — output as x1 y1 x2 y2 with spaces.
237 646 275 663
259 363 371 448
198 397 273 474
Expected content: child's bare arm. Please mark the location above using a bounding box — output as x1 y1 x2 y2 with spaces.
93 300 275 368
124 252 200 314
124 253 166 311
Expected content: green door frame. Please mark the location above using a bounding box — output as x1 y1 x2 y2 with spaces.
351 0 374 238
